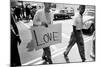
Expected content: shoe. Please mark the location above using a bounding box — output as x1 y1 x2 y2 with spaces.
82 60 85 62
63 52 70 63
42 57 53 64
82 58 86 62
42 61 48 64
90 55 95 61
47 58 53 64
42 56 48 61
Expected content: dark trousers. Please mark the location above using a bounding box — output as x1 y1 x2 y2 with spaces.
65 26 86 61
11 31 21 66
93 39 95 56
43 47 52 63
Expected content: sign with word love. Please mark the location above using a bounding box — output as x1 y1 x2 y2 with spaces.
30 23 62 50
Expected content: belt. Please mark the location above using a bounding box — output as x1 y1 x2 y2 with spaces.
73 25 82 31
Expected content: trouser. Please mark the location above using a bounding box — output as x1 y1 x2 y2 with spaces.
43 47 52 63
11 40 21 66
65 26 86 61
93 39 95 56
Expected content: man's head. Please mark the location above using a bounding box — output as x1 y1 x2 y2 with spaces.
78 5 85 15
44 2 51 12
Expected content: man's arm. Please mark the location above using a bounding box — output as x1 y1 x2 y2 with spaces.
50 11 54 24
33 11 41 26
11 15 21 45
11 15 19 35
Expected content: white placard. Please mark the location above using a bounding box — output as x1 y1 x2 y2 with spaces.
29 23 62 50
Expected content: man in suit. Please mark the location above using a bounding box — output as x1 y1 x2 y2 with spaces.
11 0 22 66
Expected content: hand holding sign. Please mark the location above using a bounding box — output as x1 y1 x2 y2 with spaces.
41 22 48 27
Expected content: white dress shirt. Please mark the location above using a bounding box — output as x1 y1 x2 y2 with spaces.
33 9 54 26
73 12 84 30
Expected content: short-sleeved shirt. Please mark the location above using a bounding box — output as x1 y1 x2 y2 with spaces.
33 9 54 26
73 12 83 30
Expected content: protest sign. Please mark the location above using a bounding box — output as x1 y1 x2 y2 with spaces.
30 23 62 50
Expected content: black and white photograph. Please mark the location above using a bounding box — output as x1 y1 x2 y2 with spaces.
10 0 95 66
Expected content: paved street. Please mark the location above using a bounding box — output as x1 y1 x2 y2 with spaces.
16 19 94 66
